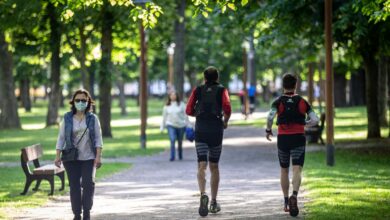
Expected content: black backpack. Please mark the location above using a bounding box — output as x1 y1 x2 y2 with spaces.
276 95 306 125
194 83 224 119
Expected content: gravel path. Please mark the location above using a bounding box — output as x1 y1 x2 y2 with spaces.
12 126 304 220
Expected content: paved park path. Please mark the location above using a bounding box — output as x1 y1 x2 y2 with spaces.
12 125 304 220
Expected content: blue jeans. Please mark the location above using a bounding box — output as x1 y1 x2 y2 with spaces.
167 125 185 160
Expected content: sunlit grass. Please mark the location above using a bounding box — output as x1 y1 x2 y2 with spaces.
0 162 130 219
304 149 390 219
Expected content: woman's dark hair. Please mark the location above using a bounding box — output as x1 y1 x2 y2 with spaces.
166 92 181 106
69 89 95 114
282 73 298 90
203 66 219 82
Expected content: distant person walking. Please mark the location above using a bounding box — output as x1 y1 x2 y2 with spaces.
54 89 103 220
186 66 231 217
161 91 190 161
265 73 319 217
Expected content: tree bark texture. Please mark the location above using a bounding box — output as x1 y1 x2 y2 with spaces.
46 2 62 126
117 80 127 115
99 1 113 137
362 53 381 138
378 55 388 127
349 69 366 106
20 78 32 112
0 31 21 129
173 0 186 98
248 35 257 87
79 25 90 92
334 73 347 107
308 62 314 105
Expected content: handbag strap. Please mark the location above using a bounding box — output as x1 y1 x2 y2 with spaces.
75 117 90 147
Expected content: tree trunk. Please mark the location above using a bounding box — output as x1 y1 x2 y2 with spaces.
89 60 97 100
117 80 127 115
46 2 62 126
20 78 32 112
185 70 196 94
362 53 381 138
334 73 347 107
99 1 113 138
79 25 90 92
248 35 256 87
0 31 21 129
308 62 314 105
349 69 366 106
378 55 388 127
173 0 186 98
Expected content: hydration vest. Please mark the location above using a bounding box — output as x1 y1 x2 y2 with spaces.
194 83 224 119
276 95 306 125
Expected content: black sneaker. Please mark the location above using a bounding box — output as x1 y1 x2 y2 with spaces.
288 195 299 217
199 194 209 217
83 211 90 220
209 200 221 214
73 214 81 220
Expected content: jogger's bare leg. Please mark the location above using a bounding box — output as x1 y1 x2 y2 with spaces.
292 165 302 193
197 162 207 194
281 167 289 197
209 162 219 200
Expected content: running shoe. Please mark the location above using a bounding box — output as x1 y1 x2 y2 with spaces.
209 200 221 214
199 194 209 217
288 195 299 217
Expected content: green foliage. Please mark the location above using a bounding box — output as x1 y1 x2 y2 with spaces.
354 0 390 23
305 148 390 219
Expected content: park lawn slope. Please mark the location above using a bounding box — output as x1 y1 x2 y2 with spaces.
0 162 131 219
304 147 390 220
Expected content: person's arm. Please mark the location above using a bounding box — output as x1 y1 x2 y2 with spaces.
266 100 278 141
186 88 197 116
221 88 232 129
302 100 319 127
94 115 103 168
54 120 65 167
305 110 319 127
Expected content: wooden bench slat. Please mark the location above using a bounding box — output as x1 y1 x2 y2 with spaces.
21 144 43 162
33 164 65 175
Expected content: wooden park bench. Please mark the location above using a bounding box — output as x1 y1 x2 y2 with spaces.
20 144 65 195
305 113 326 145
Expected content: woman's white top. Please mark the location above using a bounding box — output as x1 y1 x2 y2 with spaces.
161 101 189 130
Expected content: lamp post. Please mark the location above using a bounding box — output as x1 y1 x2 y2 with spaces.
134 0 150 149
167 43 175 92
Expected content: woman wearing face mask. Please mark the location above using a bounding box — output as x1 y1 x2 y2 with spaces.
54 89 103 220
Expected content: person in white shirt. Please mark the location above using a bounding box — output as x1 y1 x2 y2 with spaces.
161 91 189 161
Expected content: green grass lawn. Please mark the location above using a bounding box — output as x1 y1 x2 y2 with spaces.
304 147 390 220
0 162 130 219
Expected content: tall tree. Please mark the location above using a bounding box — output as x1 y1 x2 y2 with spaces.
0 31 21 129
173 0 186 97
99 0 114 137
46 2 63 126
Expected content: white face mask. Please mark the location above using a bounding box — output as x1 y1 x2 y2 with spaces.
75 102 87 111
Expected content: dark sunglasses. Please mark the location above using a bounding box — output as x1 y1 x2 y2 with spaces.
74 99 88 103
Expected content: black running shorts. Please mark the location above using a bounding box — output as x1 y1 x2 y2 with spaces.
277 134 306 168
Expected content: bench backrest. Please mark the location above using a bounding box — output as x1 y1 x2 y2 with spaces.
21 144 43 162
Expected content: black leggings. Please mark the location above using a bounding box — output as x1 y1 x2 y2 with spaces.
63 160 95 215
